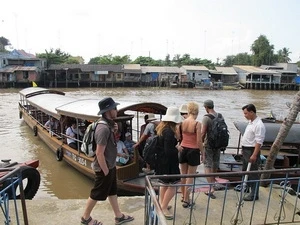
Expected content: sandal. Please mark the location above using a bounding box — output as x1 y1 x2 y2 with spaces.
115 214 134 225
163 211 174 220
81 217 103 225
205 192 216 199
182 201 194 208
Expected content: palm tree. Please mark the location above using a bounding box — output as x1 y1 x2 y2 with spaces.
282 47 291 62
261 91 300 181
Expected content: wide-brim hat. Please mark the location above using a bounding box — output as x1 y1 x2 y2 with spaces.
97 97 120 115
162 107 182 123
146 113 156 122
179 104 188 114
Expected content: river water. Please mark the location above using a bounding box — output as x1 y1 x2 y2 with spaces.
0 87 298 199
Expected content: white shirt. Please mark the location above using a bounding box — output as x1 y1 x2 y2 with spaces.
116 140 127 162
241 117 266 147
66 126 83 144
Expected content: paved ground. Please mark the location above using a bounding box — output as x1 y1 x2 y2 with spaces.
3 197 145 225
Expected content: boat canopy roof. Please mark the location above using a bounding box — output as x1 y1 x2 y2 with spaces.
56 100 167 121
234 121 300 145
19 87 65 98
56 99 100 121
20 88 167 122
26 94 76 120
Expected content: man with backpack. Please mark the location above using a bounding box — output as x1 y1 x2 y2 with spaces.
201 99 228 198
80 97 134 225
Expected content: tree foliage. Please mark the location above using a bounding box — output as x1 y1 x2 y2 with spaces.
132 56 159 66
276 47 291 63
223 53 252 66
0 36 11 52
65 56 83 64
36 48 71 67
88 54 131 65
251 35 275 66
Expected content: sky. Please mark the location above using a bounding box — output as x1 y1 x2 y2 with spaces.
1 0 300 64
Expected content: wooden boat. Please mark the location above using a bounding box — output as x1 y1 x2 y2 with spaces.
18 87 167 195
0 159 40 199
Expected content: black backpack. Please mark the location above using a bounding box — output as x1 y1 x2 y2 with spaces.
143 135 159 169
205 113 229 150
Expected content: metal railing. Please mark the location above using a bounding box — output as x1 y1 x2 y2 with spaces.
0 167 28 225
145 168 300 225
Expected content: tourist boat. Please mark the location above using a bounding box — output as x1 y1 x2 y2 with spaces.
0 159 40 199
18 87 167 195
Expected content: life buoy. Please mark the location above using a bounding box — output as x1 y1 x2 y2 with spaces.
33 125 38 136
56 147 63 161
19 111 22 119
2 166 41 200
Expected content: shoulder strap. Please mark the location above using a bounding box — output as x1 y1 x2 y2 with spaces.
194 121 198 133
205 114 215 120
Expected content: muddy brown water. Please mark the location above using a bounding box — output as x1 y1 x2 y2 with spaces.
0 87 297 199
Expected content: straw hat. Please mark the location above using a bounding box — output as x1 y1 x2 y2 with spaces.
179 104 188 114
162 107 182 123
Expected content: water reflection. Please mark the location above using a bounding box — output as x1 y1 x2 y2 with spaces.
0 88 297 199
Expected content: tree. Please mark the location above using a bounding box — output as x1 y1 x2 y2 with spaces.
261 91 300 181
165 54 171 66
251 35 275 66
223 53 252 66
276 47 291 63
65 56 83 64
36 48 70 67
132 56 157 66
88 54 131 65
0 36 11 52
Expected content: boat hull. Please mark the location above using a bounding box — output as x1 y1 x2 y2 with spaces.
19 104 146 195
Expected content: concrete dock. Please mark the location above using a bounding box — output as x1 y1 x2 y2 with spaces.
3 186 300 225
2 197 145 225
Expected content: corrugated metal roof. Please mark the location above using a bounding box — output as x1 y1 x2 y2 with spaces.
233 65 275 74
47 64 123 72
141 66 181 73
181 65 209 71
0 49 36 59
123 64 141 70
0 65 38 73
215 67 237 75
209 70 222 74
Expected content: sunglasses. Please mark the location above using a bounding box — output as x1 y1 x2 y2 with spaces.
180 113 188 116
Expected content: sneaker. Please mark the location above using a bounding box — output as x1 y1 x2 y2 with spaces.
213 183 225 191
234 184 250 193
243 194 259 201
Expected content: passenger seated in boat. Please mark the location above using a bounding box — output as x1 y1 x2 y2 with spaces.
66 120 83 149
124 132 136 159
115 132 130 166
44 117 59 134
